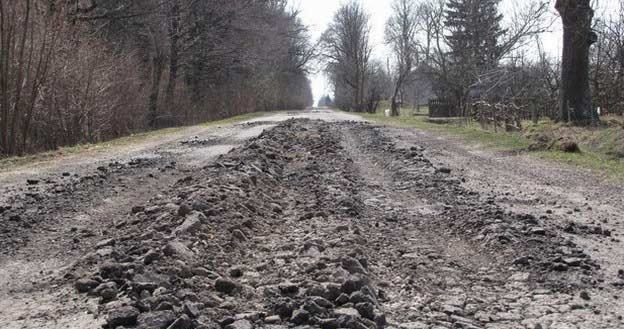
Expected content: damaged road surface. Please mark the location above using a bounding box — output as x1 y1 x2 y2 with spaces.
1 111 623 329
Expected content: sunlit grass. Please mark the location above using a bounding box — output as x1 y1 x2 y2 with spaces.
357 108 624 180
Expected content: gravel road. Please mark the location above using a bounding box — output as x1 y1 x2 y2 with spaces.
0 109 622 329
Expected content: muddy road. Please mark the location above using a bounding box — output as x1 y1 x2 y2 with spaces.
0 109 622 329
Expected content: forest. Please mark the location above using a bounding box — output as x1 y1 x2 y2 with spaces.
0 0 314 156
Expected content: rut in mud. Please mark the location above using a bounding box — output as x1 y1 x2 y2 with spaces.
17 118 613 329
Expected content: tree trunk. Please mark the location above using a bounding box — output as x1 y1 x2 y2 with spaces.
0 2 12 154
556 0 597 125
390 84 400 117
164 0 179 116
8 0 31 154
148 55 165 128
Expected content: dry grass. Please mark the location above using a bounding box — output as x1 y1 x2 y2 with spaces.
358 108 624 180
0 111 270 171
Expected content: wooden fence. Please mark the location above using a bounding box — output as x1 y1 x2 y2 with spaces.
428 99 461 118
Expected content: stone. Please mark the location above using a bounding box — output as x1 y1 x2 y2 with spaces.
442 304 463 316
551 263 569 272
341 257 367 274
374 311 387 329
513 256 530 266
183 301 201 318
278 282 299 294
174 211 204 235
234 312 263 322
349 291 375 305
334 308 360 318
155 301 175 311
580 291 591 301
178 204 193 217
563 258 583 267
232 229 248 241
302 300 326 315
307 282 342 301
99 262 132 279
310 296 334 308
106 306 140 327
265 315 281 324
290 309 310 325
167 315 192 329
341 276 367 294
335 293 350 305
144 249 161 265
137 311 176 329
220 317 236 327
96 248 114 257
75 278 99 293
229 267 243 278
164 241 194 260
215 278 239 294
398 322 428 329
96 238 116 248
193 267 219 278
355 302 375 320
132 206 146 214
273 297 297 317
316 318 341 329
132 276 160 294
225 319 253 329
94 282 118 302
191 201 209 211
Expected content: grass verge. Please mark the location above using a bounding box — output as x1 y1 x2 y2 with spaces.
0 111 271 172
358 110 624 180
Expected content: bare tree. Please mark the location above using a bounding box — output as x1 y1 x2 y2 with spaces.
320 1 373 112
365 60 392 113
385 0 420 116
590 2 624 115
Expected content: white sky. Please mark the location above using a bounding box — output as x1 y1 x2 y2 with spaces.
294 0 618 104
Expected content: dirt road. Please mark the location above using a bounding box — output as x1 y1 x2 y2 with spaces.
0 109 622 329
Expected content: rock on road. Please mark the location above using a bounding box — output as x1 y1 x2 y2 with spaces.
0 109 623 329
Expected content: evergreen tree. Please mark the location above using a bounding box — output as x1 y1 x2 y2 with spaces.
318 95 334 107
443 0 505 110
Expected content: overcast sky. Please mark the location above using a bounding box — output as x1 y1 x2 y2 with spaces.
294 0 617 105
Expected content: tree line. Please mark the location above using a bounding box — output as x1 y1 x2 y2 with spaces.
321 0 623 127
0 0 314 156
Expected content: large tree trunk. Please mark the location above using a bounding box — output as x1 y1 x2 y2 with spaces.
556 0 597 125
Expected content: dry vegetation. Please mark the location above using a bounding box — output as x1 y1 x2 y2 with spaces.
0 0 314 156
